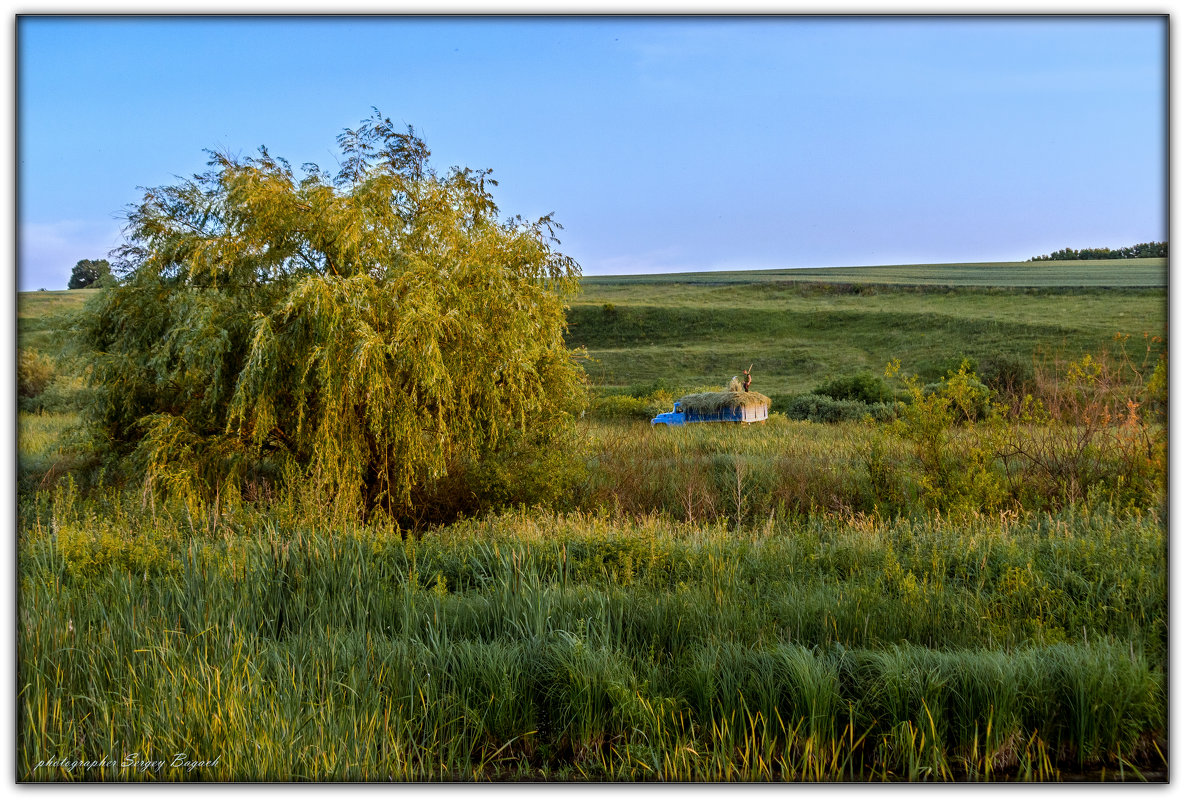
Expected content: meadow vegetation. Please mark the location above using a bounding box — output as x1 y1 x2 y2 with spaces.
19 482 1166 780
19 303 1167 782
15 159 1167 782
569 272 1165 398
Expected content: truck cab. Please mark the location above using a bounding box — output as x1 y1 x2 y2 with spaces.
650 401 686 426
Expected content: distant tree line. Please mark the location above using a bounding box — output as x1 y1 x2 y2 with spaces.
1029 242 1167 262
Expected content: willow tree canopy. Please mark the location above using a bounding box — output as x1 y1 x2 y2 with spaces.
76 110 586 519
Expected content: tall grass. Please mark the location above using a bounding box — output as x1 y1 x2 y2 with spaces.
19 484 1165 781
18 413 82 498
577 412 1162 525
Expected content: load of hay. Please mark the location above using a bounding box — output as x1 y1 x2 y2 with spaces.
674 373 770 419
677 389 771 414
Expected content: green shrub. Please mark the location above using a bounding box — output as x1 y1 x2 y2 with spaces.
812 372 894 405
591 381 692 422
18 349 55 401
937 355 979 379
920 358 994 423
26 375 86 415
590 394 656 421
409 426 592 526
783 393 897 424
55 519 179 582
888 360 1006 513
624 379 672 397
1144 352 1167 419
978 353 1035 398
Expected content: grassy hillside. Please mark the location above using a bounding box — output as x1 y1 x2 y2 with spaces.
18 262 1168 400
570 261 1167 396
580 258 1167 288
18 289 90 353
20 264 1168 401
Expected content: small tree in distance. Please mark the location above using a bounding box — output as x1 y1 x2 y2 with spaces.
67 258 113 289
75 110 586 521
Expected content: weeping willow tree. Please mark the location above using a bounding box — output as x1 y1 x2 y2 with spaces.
76 110 586 521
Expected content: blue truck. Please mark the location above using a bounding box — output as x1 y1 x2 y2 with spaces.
650 395 770 426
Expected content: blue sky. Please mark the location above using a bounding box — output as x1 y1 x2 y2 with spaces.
17 15 1166 291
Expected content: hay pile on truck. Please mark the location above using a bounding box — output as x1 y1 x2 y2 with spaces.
651 388 771 426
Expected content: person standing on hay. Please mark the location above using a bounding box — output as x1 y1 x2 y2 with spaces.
727 366 754 394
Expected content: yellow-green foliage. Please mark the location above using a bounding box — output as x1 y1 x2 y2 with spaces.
73 111 586 520
18 349 55 399
55 519 177 582
1145 351 1167 415
887 360 1006 515
590 394 656 420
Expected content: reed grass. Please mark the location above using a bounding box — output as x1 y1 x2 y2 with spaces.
18 483 1165 781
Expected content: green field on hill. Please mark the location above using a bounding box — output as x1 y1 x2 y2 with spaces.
570 259 1167 396
580 258 1167 288
23 261 1168 399
17 289 89 353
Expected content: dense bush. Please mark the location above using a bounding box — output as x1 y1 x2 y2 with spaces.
1144 351 1167 419
18 349 55 400
978 353 1035 399
812 372 894 404
17 346 87 415
405 429 592 527
783 393 898 424
589 380 730 423
921 376 993 422
590 394 658 421
22 377 86 416
889 361 1006 515
623 378 683 398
